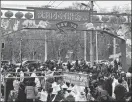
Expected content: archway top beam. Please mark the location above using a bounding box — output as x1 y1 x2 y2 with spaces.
23 27 125 41
1 7 131 16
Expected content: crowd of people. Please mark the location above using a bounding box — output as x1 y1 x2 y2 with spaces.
1 59 132 102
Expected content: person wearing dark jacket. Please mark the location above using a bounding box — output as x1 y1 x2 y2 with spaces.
114 78 127 101
6 75 14 102
17 82 26 102
74 60 80 71
94 79 111 102
67 61 72 71
104 74 113 96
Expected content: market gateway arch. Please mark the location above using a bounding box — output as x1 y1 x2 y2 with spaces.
23 7 126 71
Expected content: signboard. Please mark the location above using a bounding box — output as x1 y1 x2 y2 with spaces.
34 8 90 22
56 21 78 31
63 72 89 87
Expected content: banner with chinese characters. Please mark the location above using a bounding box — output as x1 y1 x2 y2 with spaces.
34 8 90 22
63 72 89 87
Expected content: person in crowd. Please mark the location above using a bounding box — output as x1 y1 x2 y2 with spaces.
64 86 76 101
74 60 80 71
45 77 54 102
53 82 64 102
94 79 111 102
67 61 72 71
38 88 48 102
61 83 68 94
20 70 24 82
104 73 113 96
6 75 14 102
2 59 131 102
111 73 119 99
31 70 41 89
13 75 20 92
121 76 129 92
114 60 118 72
25 77 38 102
50 81 58 101
7 88 19 102
128 66 132 73
63 94 75 102
17 77 27 102
127 84 132 102
114 78 127 101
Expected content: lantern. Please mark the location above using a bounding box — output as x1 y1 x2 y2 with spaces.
5 10 13 18
101 16 109 22
110 16 117 23
92 16 100 22
25 12 33 19
119 16 126 23
15 11 24 19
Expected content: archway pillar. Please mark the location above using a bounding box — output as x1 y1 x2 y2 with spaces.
120 39 127 72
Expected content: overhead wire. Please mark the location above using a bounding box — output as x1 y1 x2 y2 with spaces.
50 1 56 6
55 1 64 8
82 1 90 10
94 1 102 11
47 1 52 5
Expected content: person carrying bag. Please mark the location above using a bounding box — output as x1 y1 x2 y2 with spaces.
25 77 38 102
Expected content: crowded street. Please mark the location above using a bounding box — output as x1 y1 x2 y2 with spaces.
0 1 131 102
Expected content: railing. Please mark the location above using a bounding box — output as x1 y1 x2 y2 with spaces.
2 71 89 102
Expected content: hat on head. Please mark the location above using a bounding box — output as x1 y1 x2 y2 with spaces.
89 73 92 77
121 71 125 74
67 86 72 91
126 72 131 77
52 82 57 88
62 84 68 89
31 73 36 77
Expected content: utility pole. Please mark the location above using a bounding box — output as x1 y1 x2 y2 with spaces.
84 31 87 61
95 31 98 63
20 38 22 66
0 23 2 101
113 38 116 60
32 41 35 60
90 1 94 67
44 31 47 62
33 50 35 60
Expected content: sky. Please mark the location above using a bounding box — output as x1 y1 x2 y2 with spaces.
1 1 131 12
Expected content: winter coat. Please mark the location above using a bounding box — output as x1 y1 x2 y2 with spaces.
95 87 111 102
7 90 18 102
6 78 14 102
17 82 26 102
104 77 113 96
114 84 127 101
